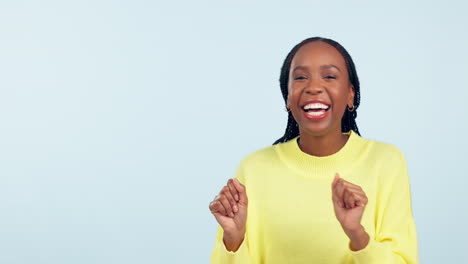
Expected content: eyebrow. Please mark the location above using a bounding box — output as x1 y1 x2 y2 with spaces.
292 64 342 73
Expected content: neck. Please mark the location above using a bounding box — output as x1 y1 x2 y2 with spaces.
297 128 350 157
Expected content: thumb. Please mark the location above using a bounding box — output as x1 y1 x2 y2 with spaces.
332 172 340 188
232 178 248 205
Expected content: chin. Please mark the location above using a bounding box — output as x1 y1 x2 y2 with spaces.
299 125 332 137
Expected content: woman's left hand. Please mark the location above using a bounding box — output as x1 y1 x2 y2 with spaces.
331 172 368 232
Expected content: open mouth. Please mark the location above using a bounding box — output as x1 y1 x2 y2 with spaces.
301 103 331 119
303 108 329 117
302 107 330 113
302 104 330 113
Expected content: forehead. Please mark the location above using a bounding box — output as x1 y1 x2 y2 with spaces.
291 41 346 70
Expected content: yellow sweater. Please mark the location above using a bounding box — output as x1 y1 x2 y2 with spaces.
210 129 419 263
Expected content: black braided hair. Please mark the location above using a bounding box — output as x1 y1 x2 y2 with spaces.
272 37 361 145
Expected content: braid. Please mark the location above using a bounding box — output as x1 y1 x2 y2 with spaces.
273 37 362 145
273 112 299 145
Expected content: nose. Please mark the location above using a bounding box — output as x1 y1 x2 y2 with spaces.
304 78 324 94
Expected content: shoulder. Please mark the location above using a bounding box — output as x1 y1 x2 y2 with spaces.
232 144 278 185
359 135 406 164
359 136 409 188
236 143 279 169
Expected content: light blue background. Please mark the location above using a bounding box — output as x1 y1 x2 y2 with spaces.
0 1 466 263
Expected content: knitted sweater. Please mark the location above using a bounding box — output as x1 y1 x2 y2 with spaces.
210 129 419 263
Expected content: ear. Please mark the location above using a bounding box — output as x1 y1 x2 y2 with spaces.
348 85 355 107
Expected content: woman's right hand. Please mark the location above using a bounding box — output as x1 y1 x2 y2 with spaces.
209 178 248 251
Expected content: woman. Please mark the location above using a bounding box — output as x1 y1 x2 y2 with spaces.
208 37 419 263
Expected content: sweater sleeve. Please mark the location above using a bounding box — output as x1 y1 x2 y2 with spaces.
209 159 252 264
209 225 251 264
349 148 419 264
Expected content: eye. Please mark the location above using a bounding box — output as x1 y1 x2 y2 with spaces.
294 76 307 80
324 75 336 79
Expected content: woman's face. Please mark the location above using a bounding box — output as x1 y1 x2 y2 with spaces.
286 41 355 136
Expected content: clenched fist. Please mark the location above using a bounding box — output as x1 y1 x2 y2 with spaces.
209 178 248 252
331 172 368 232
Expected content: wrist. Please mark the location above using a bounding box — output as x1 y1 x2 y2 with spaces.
345 225 370 251
343 224 364 236
223 227 245 238
223 232 245 252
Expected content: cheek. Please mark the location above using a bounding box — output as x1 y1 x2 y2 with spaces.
287 87 300 102
329 96 348 117
291 81 305 93
331 87 349 105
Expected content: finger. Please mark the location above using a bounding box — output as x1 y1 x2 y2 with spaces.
332 173 342 192
222 185 237 208
219 195 234 217
209 200 226 215
338 181 365 206
226 180 239 212
332 176 341 207
227 179 239 202
232 178 248 204
337 179 367 197
332 194 344 209
332 173 339 189
334 178 363 206
339 179 363 192
350 193 367 208
343 186 365 200
334 178 346 208
332 176 340 206
333 173 352 193
343 188 357 208
354 193 368 207
221 186 237 216
344 189 367 208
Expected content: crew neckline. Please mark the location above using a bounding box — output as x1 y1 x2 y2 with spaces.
275 129 362 178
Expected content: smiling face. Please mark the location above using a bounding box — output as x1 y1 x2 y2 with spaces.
286 41 355 136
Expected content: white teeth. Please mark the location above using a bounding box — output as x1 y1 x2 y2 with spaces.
303 103 329 110
306 110 326 116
